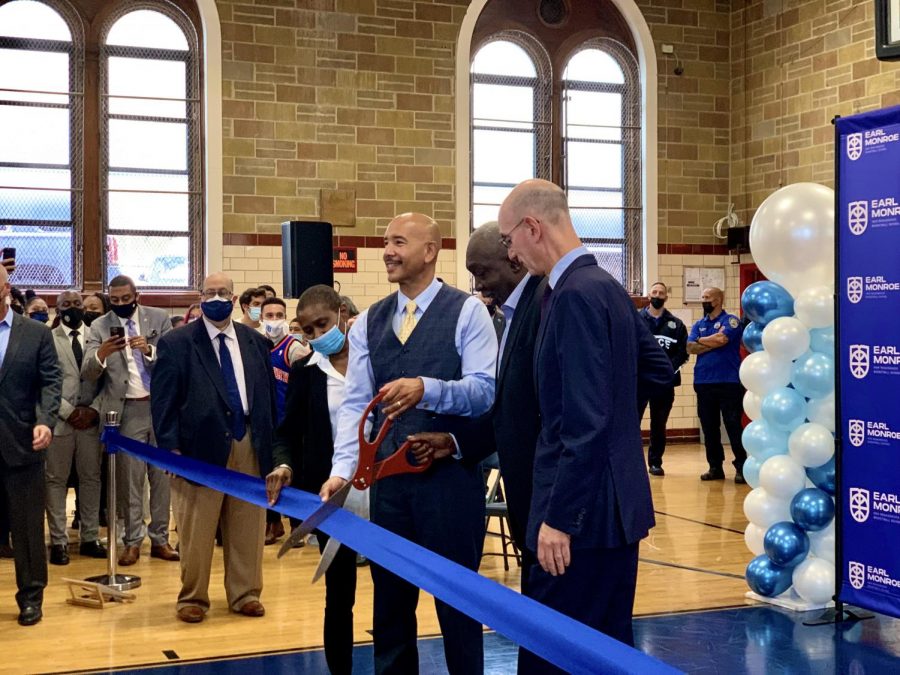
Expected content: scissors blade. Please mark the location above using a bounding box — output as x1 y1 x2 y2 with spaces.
312 536 343 584
277 481 353 559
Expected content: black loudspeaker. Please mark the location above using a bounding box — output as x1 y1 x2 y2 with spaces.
282 220 334 299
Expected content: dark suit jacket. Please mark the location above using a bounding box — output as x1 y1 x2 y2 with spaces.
529 255 673 551
0 313 62 467
271 358 334 493
151 318 278 475
454 275 546 552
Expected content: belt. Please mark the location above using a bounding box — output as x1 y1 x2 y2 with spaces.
125 396 151 402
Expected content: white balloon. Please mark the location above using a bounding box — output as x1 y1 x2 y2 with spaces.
794 285 834 329
759 455 807 501
809 521 836 563
739 351 793 396
743 487 792 528
788 423 835 468
807 394 835 432
744 523 766 555
744 391 763 420
762 317 811 361
792 557 835 604
749 183 835 297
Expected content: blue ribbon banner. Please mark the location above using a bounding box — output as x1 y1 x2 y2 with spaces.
105 432 680 675
836 105 900 619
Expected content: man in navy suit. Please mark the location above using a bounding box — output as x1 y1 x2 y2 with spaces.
151 272 278 623
498 180 672 670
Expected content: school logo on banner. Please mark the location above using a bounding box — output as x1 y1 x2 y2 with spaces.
847 277 864 304
850 487 871 523
850 344 870 379
848 201 869 235
849 561 866 590
848 419 866 447
847 133 863 161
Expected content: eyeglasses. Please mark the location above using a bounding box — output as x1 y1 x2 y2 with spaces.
200 289 233 300
498 218 526 249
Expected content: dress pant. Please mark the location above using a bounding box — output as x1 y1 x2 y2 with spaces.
119 399 170 547
45 426 102 545
518 542 639 674
370 461 485 675
639 386 676 469
0 458 47 610
694 382 747 471
171 429 264 612
318 532 358 675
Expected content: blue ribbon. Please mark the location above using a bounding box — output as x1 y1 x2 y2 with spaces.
105 430 681 675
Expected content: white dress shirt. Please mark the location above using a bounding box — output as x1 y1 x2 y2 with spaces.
203 316 250 415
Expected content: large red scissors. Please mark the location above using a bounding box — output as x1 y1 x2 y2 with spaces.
277 392 432 558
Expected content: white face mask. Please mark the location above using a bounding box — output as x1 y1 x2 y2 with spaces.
264 319 287 340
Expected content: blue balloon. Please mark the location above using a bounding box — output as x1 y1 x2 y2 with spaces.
806 456 836 495
791 351 835 399
741 281 795 325
764 521 810 567
742 421 789 461
746 554 794 597
743 456 762 488
761 387 808 432
790 488 835 531
742 322 764 353
809 326 835 356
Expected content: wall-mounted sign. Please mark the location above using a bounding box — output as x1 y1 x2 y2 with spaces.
333 246 357 273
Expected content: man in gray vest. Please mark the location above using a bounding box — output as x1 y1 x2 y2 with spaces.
82 275 178 566
321 213 497 674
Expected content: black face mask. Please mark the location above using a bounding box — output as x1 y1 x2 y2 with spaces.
83 311 102 327
702 302 715 316
111 301 137 319
649 297 665 310
60 307 84 329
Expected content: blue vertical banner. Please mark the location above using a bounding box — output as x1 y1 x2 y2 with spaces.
837 106 900 618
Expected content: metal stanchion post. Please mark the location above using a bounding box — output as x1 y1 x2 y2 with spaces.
86 411 141 591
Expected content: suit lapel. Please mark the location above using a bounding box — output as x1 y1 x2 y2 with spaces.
192 322 232 408
0 313 23 387
498 275 540 390
234 323 256 411
54 325 78 371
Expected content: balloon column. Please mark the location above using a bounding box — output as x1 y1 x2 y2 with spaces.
740 183 837 606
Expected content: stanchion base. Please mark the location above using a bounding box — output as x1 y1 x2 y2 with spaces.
802 606 874 626
85 573 141 592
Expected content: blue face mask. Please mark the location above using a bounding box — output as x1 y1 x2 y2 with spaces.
201 297 234 322
29 311 49 323
309 322 346 356
248 306 261 321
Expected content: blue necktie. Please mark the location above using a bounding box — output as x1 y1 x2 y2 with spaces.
126 319 151 391
217 334 246 441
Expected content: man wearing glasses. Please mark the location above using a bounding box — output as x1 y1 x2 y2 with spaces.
151 272 278 624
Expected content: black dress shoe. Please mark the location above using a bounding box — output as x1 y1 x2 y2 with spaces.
649 466 665 477
735 473 746 485
49 544 70 566
79 541 108 558
700 467 726 481
18 606 42 626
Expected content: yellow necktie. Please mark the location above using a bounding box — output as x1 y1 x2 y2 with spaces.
398 300 418 344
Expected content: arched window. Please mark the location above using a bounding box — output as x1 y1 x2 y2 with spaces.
0 0 204 292
102 6 201 288
0 0 83 288
468 0 645 293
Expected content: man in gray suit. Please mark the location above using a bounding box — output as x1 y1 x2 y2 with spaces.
82 275 178 566
0 265 61 625
45 291 106 566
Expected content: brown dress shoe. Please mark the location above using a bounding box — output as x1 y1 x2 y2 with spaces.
118 545 140 566
236 600 265 617
177 606 204 623
264 520 285 545
151 543 180 561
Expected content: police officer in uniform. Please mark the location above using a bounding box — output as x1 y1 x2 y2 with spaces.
638 282 688 476
687 287 746 483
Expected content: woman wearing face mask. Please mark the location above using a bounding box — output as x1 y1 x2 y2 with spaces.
260 296 311 546
265 285 365 675
25 296 50 324
82 292 109 328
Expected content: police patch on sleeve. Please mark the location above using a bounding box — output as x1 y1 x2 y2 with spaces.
667 321 676 329
729 317 739 328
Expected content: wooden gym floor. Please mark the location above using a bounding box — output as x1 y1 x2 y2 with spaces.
0 443 752 674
